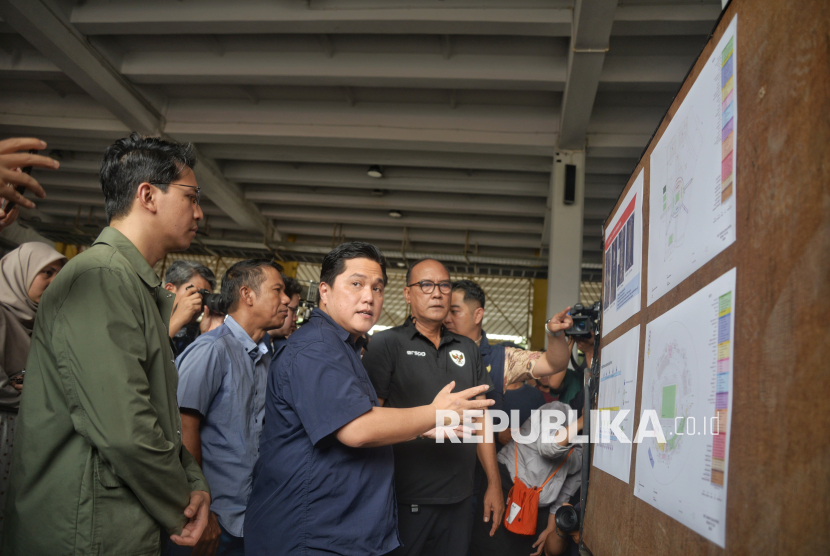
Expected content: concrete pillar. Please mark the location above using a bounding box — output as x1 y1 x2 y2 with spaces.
546 150 585 331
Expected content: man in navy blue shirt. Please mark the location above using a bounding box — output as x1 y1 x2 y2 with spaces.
245 242 493 556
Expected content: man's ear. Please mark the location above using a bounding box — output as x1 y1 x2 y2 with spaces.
473 306 484 326
403 286 411 305
136 182 158 214
163 283 176 293
239 286 256 307
318 282 329 306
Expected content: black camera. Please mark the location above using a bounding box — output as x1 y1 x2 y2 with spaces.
554 504 580 534
295 280 320 326
565 302 601 339
198 289 228 315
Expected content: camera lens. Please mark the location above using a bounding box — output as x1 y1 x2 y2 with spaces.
554 505 580 534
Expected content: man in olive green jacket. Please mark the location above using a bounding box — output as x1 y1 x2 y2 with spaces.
2 134 212 555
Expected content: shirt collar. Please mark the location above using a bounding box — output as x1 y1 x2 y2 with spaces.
224 315 270 362
404 316 456 347
313 308 368 352
93 227 161 289
479 330 492 354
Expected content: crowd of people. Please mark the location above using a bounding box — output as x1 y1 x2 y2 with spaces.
0 134 592 556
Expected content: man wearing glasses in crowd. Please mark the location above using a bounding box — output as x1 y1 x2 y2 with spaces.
363 259 575 556
362 259 499 556
3 134 211 555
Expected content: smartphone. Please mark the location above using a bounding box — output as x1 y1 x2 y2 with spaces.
1 149 38 213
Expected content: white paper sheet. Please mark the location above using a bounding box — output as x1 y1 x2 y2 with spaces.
593 324 640 483
602 170 643 335
647 16 738 306
634 268 736 547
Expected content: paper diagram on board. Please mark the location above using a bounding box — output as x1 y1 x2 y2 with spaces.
644 322 697 486
635 268 736 547
648 16 738 305
593 325 640 483
661 114 704 262
603 170 643 335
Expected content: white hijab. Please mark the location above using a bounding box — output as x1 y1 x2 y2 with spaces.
0 242 67 410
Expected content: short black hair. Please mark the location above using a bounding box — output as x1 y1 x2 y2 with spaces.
221 259 284 313
100 132 197 222
282 276 303 298
164 260 216 291
320 242 387 287
452 279 486 309
405 258 450 284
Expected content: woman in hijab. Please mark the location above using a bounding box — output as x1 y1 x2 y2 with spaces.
0 241 67 534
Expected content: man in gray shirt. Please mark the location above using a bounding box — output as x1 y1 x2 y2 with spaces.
175 259 290 555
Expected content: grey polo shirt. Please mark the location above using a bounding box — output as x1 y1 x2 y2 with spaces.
176 315 270 536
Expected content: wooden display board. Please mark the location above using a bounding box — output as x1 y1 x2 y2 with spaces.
583 0 830 554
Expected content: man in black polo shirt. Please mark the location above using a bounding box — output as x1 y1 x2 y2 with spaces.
363 259 501 556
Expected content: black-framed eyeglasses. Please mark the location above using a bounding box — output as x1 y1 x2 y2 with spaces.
150 182 201 205
407 280 452 295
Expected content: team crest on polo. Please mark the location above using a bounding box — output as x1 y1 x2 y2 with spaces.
449 350 466 367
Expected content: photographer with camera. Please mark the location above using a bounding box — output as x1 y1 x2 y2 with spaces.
545 303 600 418
173 259 291 555
163 260 217 355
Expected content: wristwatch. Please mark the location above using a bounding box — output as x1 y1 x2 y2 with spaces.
545 317 563 338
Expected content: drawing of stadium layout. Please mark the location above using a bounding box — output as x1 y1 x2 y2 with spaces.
660 114 705 261
644 322 697 486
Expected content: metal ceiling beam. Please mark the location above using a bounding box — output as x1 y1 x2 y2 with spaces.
224 161 549 198
197 238 603 271
245 186 546 218
1 46 697 92
0 0 270 237
0 90 559 156
260 206 542 235
246 185 618 220
68 1 719 38
612 4 723 36
119 51 567 92
557 0 618 150
199 144 553 173
0 0 160 134
70 1 572 37
274 221 542 250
